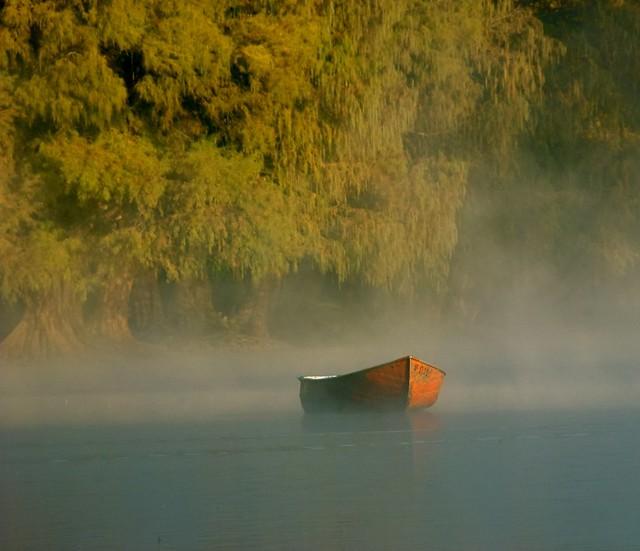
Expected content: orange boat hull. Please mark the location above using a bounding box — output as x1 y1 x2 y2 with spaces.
298 356 445 413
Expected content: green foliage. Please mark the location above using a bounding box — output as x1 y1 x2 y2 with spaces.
1 1 127 130
0 72 15 189
133 2 233 132
0 228 85 304
449 0 640 317
305 0 558 288
2 0 637 353
165 142 305 281
40 130 169 279
526 0 640 279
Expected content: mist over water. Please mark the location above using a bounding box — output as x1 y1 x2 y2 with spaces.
3 1 640 548
2 288 639 426
2 283 640 550
3 206 640 551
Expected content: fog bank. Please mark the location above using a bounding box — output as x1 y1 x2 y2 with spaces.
2 308 639 427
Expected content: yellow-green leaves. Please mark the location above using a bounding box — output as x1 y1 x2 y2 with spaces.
42 131 166 213
167 141 303 281
0 0 589 324
39 130 169 277
136 2 232 130
2 1 127 130
19 54 126 129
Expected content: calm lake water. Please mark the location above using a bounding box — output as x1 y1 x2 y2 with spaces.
1 408 639 550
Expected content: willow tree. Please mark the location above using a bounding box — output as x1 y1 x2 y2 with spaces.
0 76 84 358
0 0 320 348
0 0 574 356
531 0 640 282
302 0 560 300
442 0 640 320
1 1 235 347
132 2 326 335
216 1 470 296
85 0 234 340
164 142 308 336
41 131 169 343
454 0 640 313
0 0 127 356
403 0 564 316
0 137 87 358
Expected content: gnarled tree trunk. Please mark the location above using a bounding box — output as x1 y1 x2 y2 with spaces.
0 284 84 361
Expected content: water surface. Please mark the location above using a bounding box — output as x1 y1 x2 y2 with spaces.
1 408 639 550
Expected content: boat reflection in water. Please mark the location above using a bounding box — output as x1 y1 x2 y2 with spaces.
300 409 441 434
298 355 446 413
298 408 443 548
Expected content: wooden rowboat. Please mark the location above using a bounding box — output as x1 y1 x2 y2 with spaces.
298 356 445 413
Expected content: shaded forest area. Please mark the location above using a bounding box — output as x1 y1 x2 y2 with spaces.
1 0 639 361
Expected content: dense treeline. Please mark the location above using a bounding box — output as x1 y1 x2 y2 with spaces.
0 0 638 359
452 0 640 322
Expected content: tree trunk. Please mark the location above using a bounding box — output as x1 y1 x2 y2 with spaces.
89 275 135 344
0 285 84 362
0 298 23 344
234 277 276 339
165 279 220 337
128 272 165 339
